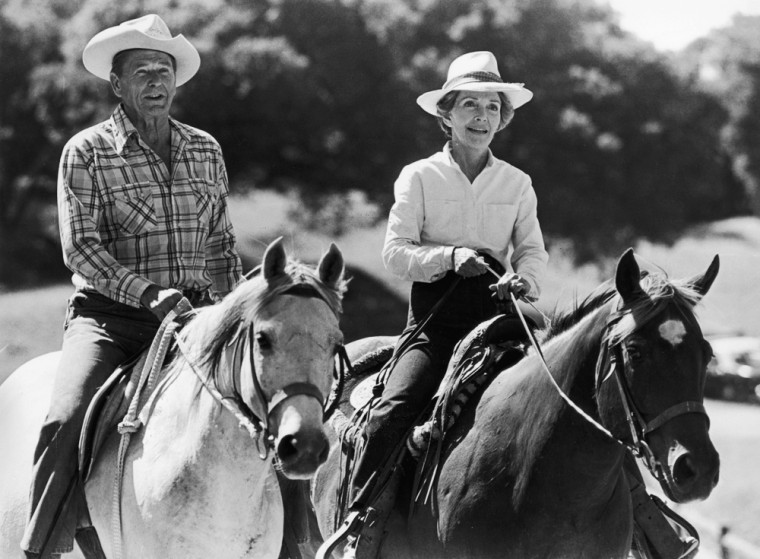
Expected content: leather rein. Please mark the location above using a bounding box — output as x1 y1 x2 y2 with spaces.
510 292 708 481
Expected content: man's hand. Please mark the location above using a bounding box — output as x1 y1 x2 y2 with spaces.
140 285 184 321
452 247 488 277
489 273 530 300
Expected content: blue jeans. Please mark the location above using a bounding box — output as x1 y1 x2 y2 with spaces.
22 290 160 557
351 261 504 506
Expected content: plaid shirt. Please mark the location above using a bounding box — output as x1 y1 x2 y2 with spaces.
58 104 242 308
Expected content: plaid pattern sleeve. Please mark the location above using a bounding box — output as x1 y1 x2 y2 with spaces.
58 105 242 307
203 145 243 299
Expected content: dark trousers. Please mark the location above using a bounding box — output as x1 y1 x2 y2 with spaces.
350 264 503 506
22 291 160 557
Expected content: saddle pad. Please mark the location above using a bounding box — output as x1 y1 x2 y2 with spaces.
78 350 149 482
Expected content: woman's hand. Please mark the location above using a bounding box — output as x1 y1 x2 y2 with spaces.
452 247 488 277
489 273 530 300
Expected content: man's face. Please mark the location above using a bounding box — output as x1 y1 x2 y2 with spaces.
110 49 176 121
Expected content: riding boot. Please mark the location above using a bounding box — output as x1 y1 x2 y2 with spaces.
343 472 400 559
625 455 699 559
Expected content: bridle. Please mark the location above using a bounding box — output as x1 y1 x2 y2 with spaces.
594 305 709 482
511 292 709 481
174 284 351 460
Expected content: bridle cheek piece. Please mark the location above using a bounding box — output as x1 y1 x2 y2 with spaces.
598 338 708 482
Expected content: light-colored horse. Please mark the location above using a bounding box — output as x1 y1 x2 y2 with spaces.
0 238 346 558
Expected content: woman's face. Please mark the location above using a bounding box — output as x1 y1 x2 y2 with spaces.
444 91 502 151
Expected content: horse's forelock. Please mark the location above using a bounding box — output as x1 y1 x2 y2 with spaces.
606 273 703 347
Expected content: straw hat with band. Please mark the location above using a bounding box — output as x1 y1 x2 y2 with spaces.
82 14 200 87
416 51 533 116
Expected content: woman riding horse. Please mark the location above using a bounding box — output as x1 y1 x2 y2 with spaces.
313 249 720 559
343 51 548 558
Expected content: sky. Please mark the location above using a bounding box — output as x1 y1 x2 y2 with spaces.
602 0 760 51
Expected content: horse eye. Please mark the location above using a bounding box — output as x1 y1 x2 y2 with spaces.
255 332 272 351
625 344 643 361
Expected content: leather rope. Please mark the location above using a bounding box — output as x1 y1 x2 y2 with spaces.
112 298 193 559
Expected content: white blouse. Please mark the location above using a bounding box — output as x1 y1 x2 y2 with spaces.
382 143 548 298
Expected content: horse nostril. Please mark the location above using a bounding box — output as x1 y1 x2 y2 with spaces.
277 435 299 462
672 454 697 487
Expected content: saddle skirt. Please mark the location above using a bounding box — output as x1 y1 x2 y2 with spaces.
78 350 152 483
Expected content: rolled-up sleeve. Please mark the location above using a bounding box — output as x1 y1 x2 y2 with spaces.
382 166 454 282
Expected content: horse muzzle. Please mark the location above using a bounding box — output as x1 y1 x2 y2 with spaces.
660 441 720 502
270 394 330 479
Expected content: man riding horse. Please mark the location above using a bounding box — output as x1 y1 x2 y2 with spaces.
21 15 242 558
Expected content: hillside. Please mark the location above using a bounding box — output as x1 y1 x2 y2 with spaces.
3 191 760 383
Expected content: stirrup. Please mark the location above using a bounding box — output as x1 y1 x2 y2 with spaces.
316 509 370 559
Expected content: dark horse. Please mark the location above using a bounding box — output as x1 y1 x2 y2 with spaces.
311 249 720 559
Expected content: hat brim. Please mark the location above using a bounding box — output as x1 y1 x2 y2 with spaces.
416 82 533 116
83 29 200 87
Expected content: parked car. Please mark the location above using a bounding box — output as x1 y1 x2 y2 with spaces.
705 336 760 403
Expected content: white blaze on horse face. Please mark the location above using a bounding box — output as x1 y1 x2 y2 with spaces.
659 319 687 347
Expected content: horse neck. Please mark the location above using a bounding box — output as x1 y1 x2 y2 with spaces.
506 301 627 505
153 311 270 469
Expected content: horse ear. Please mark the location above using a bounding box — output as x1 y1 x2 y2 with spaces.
318 243 344 288
262 237 287 282
689 255 720 297
615 248 647 304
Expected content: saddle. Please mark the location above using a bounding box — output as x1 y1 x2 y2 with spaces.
318 314 533 559
337 313 534 509
78 347 167 482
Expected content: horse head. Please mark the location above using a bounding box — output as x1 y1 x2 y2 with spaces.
597 249 720 503
182 238 347 480
250 238 346 478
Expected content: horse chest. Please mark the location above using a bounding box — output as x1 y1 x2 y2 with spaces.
86 405 285 558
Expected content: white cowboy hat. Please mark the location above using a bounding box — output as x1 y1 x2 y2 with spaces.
416 51 533 116
82 14 200 87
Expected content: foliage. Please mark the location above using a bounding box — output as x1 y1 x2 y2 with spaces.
678 15 760 216
0 0 755 283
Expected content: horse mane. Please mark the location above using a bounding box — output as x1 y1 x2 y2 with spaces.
169 259 347 382
509 269 705 508
541 271 704 343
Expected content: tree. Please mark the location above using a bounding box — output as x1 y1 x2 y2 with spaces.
0 7 68 285
678 14 760 215
0 0 751 284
